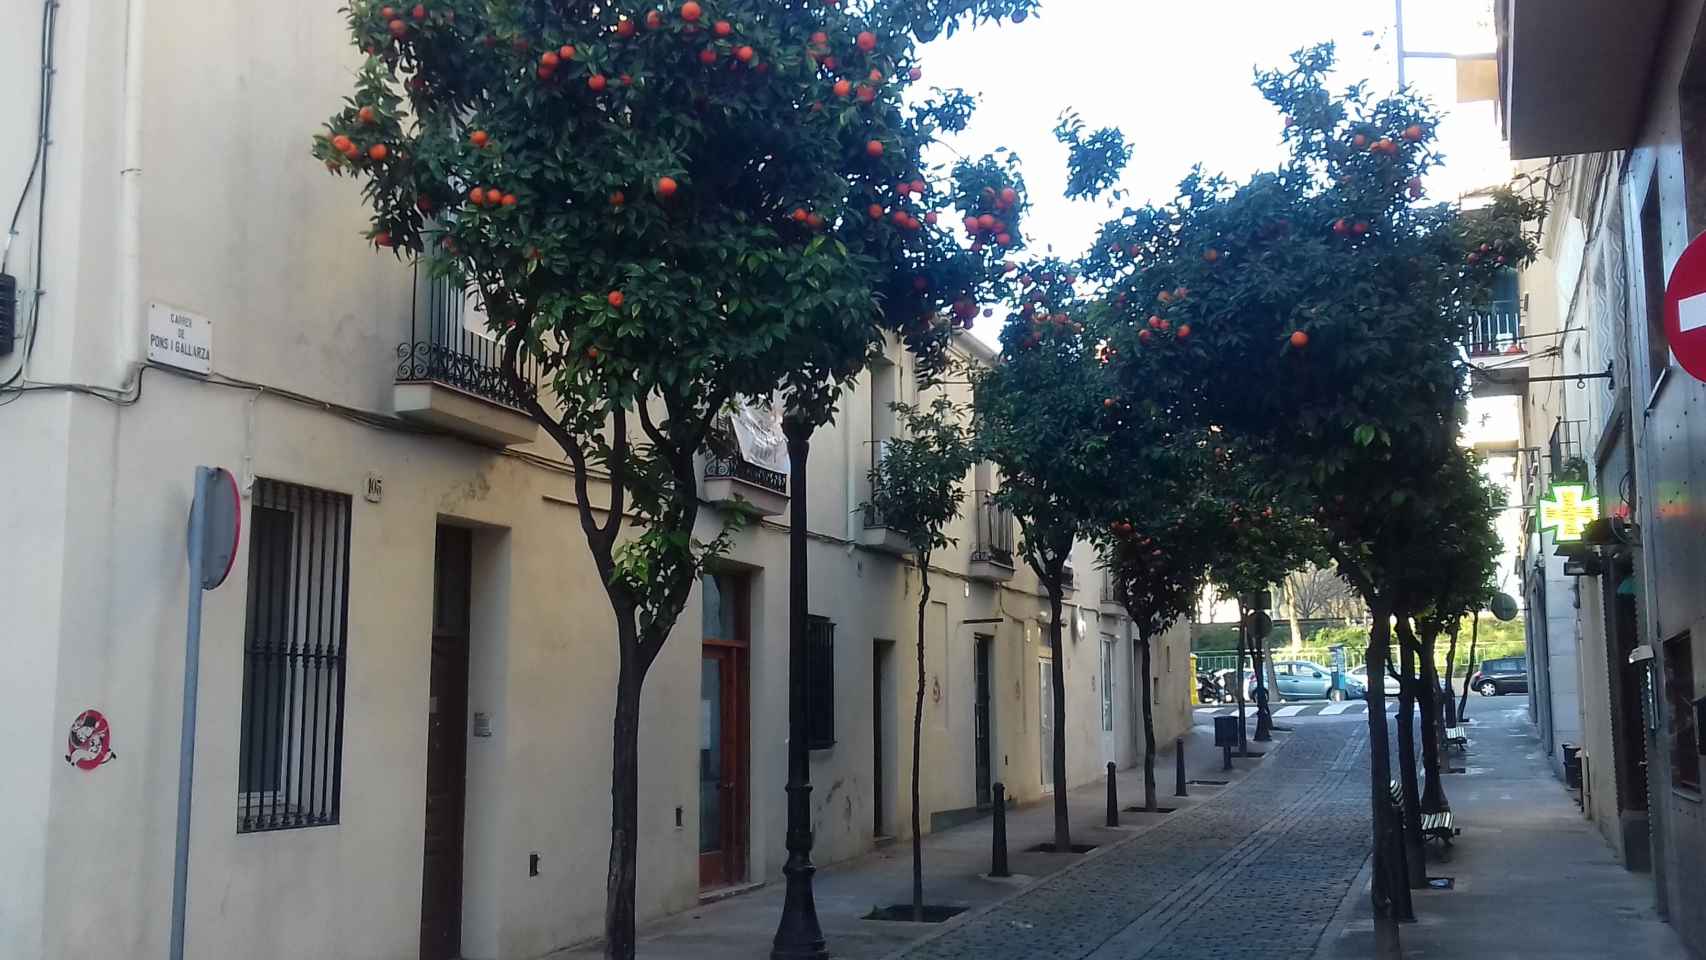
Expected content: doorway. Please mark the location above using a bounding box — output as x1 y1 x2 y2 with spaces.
974 635 994 809
422 526 471 960
1100 635 1117 767
874 641 894 836
1039 657 1055 790
699 573 749 889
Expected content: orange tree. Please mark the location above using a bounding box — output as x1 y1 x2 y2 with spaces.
1080 45 1541 930
312 2 1036 956
973 256 1116 850
863 391 974 921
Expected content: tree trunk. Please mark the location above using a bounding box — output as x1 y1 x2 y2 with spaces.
1417 625 1447 813
1441 625 1459 728
605 640 643 960
1252 605 1273 742
1048 583 1071 850
1286 586 1304 654
911 557 930 921
1234 603 1250 755
1363 602 1413 925
1140 630 1157 811
1395 621 1426 889
1457 611 1479 721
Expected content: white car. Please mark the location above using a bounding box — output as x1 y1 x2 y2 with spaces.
1347 664 1401 696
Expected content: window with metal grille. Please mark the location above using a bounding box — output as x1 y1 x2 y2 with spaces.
237 479 352 832
806 616 835 750
1663 631 1699 792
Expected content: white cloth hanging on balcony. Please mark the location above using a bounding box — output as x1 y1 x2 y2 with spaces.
727 396 790 475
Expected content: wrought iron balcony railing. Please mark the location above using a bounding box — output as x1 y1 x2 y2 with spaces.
398 273 538 411
1460 305 1523 358
703 453 787 495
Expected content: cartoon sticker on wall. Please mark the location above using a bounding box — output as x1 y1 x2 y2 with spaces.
66 709 116 770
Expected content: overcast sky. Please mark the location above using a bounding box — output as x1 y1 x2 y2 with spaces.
916 0 1505 348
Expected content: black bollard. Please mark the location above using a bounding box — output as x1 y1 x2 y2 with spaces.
1175 737 1188 797
1106 762 1119 827
990 783 1010 877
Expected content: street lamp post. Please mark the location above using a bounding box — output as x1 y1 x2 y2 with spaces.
772 418 828 960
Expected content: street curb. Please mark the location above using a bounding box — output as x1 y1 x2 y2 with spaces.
876 730 1299 960
1310 851 1378 960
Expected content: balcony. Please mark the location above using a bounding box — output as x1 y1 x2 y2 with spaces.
860 504 912 555
394 274 540 447
1060 563 1076 597
1463 307 1530 399
1100 578 1124 618
967 491 1016 583
702 454 788 518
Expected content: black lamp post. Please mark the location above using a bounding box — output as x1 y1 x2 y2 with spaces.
772 418 828 960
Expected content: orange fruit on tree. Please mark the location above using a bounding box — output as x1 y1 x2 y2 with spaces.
357 106 376 124
857 85 875 103
1352 133 1368 148
374 231 393 247
645 10 663 28
388 19 408 37
1403 124 1422 141
468 186 485 205
868 203 883 219
501 193 517 207
735 45 754 63
1177 323 1192 339
368 143 389 160
610 190 626 207
680 1 702 22
699 48 717 64
1203 247 1219 262
908 67 922 81
792 207 808 222
541 50 560 67
608 291 625 308
331 134 353 153
656 176 679 197
1289 330 1309 349
924 211 938 225
976 213 995 230
412 3 426 19
866 139 883 157
470 129 489 147
811 31 828 45
891 210 907 226
617 18 636 37
833 78 852 97
857 30 876 51
714 19 732 36
537 66 554 80
1000 186 1016 205
559 44 576 59
588 73 608 91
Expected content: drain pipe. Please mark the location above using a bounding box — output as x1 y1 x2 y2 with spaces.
116 0 147 388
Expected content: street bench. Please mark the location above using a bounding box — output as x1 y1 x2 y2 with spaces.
1422 809 1458 845
1444 725 1468 748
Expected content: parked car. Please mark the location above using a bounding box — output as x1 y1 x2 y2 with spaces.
1470 657 1529 696
1271 660 1335 700
1348 663 1401 696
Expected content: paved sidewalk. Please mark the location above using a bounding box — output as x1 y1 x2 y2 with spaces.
1370 705 1690 960
552 717 1268 959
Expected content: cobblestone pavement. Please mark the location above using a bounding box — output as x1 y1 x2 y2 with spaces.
900 720 1371 960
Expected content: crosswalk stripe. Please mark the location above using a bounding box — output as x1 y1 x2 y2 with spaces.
1273 706 1306 717
1321 702 1355 716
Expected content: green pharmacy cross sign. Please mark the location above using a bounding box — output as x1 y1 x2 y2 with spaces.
1539 483 1600 542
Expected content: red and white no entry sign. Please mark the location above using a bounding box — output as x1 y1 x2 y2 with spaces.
1663 232 1706 382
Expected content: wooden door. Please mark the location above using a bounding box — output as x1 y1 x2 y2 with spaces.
421 526 471 960
699 573 749 889
974 636 993 808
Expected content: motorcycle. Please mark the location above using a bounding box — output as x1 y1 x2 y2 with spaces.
1196 672 1220 704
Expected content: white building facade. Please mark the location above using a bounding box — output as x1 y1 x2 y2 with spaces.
0 4 1192 958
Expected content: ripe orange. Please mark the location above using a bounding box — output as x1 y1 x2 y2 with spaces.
869 68 883 83
1289 330 1309 349
380 5 395 16
807 212 824 229
924 211 938 225
1403 124 1422 142
699 48 717 64
1177 323 1192 339
681 1 702 21
389 19 408 37
358 106 376 124
857 85 875 103
646 10 663 28
560 44 576 59
608 291 625 308
1148 315 1163 330
585 346 600 360
976 213 995 230
1000 186 1016 205
792 207 809 222
735 45 754 62
617 18 636 37
833 79 852 97
412 3 426 19
468 187 485 205
331 134 354 153
714 19 732 36
537 65 554 80
811 31 828 45
857 30 876 51
501 193 517 207
1352 133 1368 148
868 203 883 219
908 67 922 81
995 232 1011 245
891 210 907 226
1203 247 1219 262
1104 398 1116 408
368 143 389 160
541 50 560 67
866 139 883 157
374 231 393 247
657 176 679 197
588 73 608 90
610 191 626 207
470 129 489 147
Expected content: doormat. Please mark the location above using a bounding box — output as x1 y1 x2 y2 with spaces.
864 905 969 923
1026 842 1099 854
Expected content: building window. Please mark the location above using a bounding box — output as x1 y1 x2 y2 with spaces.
1039 658 1055 788
806 616 835 750
1100 638 1115 732
1663 631 1699 792
1640 176 1670 395
238 479 352 833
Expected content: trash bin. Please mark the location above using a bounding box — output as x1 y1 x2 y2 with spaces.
1214 715 1239 748
1562 743 1582 788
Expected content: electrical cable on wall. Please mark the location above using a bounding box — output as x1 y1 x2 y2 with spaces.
2 0 62 393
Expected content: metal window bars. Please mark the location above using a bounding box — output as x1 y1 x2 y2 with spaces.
1461 303 1523 357
703 453 787 495
237 479 352 833
970 490 1015 568
397 270 539 411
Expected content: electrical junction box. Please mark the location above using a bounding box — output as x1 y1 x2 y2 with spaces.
0 272 16 357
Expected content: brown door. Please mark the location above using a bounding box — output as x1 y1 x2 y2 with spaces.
422 526 471 960
699 573 749 889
